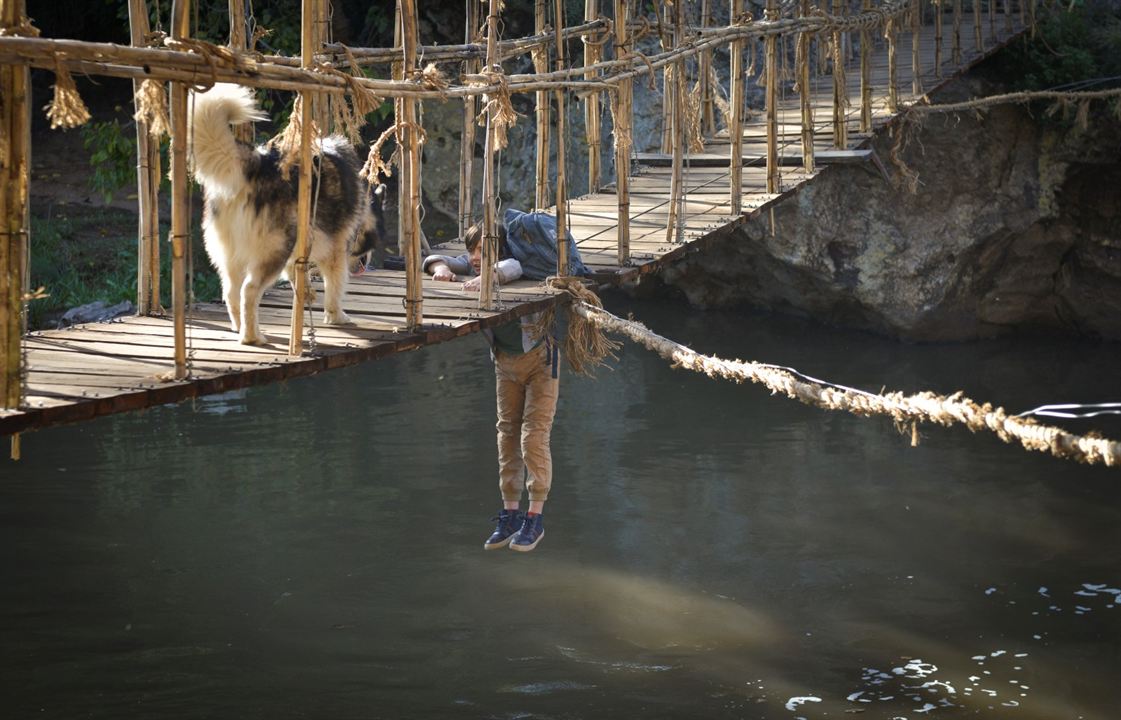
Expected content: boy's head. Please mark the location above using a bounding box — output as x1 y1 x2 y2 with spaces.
463 221 507 274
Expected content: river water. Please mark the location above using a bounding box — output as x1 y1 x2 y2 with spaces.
2 296 1119 719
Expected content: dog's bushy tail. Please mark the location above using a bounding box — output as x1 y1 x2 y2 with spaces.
188 83 265 198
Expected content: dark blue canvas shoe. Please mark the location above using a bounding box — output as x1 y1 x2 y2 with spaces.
510 513 544 552
485 509 522 550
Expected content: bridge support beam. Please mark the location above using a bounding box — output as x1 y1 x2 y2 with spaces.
612 0 631 264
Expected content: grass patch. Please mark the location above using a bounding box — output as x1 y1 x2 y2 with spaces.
27 206 221 330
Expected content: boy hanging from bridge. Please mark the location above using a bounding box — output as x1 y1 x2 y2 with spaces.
423 220 558 552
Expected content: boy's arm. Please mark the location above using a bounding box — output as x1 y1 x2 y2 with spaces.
423 253 473 281
463 258 523 291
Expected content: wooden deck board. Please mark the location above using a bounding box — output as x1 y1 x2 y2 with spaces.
2 13 1027 437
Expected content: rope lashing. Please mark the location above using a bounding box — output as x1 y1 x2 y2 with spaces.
45 54 91 129
572 302 1121 468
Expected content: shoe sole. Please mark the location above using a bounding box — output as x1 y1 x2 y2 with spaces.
484 536 514 550
509 529 544 552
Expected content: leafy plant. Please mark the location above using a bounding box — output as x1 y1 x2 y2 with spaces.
80 119 137 204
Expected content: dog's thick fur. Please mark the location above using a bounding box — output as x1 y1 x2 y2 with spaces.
189 83 379 345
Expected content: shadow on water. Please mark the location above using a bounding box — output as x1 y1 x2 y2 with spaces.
2 297 1119 719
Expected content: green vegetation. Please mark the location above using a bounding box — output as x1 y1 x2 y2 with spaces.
998 2 1121 90
27 208 220 330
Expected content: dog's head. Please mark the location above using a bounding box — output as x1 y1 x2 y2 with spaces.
350 184 388 271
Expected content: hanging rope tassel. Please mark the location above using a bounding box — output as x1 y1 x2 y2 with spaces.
133 79 170 139
45 56 91 130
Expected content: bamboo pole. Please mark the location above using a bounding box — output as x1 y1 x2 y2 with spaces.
664 0 684 245
128 0 161 315
554 0 570 275
458 0 481 239
886 14 899 112
1019 0 1026 25
533 0 551 210
479 0 500 311
228 0 254 144
934 0 943 77
288 0 317 355
0 0 29 409
973 0 983 51
584 0 602 193
831 0 847 149
912 0 923 95
659 1 674 153
168 0 190 378
612 0 631 265
764 0 779 192
730 0 746 211
988 0 995 39
860 0 872 133
699 0 715 136
314 0 331 132
1004 0 1012 34
797 0 815 173
952 0 962 64
400 0 423 328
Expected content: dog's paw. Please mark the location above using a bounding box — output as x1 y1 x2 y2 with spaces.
324 310 354 326
239 332 269 346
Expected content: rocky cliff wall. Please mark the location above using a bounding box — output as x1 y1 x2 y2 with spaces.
647 74 1121 341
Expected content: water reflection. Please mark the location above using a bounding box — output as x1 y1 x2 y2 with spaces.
1 298 1118 719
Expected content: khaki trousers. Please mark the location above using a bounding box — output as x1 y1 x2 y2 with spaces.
494 343 559 503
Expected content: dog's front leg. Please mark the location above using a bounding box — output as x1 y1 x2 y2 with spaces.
222 273 242 333
320 257 354 326
238 275 269 346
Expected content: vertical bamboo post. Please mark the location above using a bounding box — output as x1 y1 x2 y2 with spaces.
952 0 962 64
554 0 570 275
912 0 923 95
831 0 848 148
584 0 602 193
399 0 424 328
228 0 254 144
313 0 331 132
168 0 190 378
288 0 317 354
479 0 501 310
934 0 943 77
973 0 983 50
1028 0 1035 38
664 0 684 244
0 0 29 408
729 0 746 212
659 1 674 153
797 0 815 172
764 0 779 192
886 15 899 112
699 0 715 136
1019 0 1026 25
612 0 632 265
533 0 551 210
859 0 872 133
129 0 161 315
1003 0 1012 34
458 0 481 238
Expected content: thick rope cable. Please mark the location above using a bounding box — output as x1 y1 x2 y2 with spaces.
572 301 1121 467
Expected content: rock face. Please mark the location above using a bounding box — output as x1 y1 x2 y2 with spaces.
649 75 1121 341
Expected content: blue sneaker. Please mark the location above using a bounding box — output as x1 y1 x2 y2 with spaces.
510 513 544 552
484 509 522 550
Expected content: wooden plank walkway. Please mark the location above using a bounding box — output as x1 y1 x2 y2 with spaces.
1 12 1026 438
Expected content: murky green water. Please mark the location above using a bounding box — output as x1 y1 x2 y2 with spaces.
3 297 1119 719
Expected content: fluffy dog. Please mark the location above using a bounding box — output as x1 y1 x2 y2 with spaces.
189 83 379 345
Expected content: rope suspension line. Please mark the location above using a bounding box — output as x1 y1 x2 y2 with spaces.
568 300 1121 468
